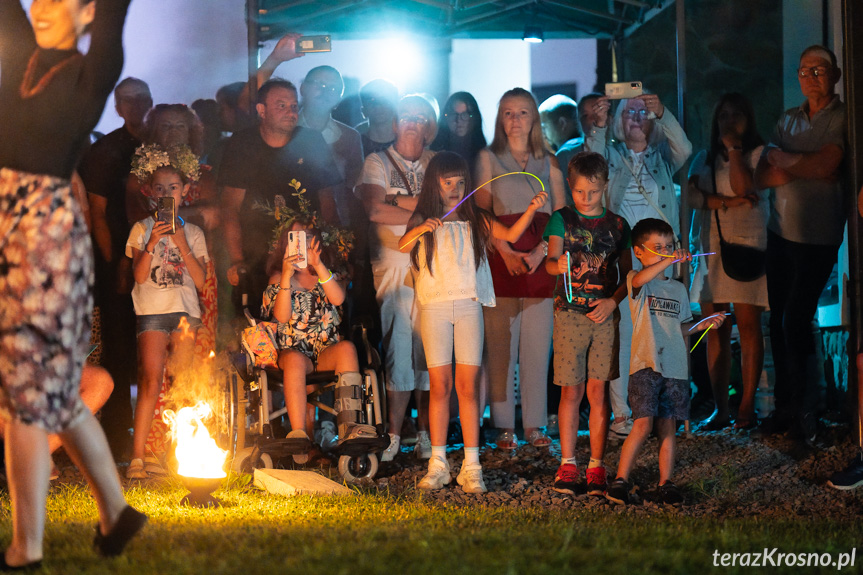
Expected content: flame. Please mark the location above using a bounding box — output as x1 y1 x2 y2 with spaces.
177 315 194 342
163 401 227 479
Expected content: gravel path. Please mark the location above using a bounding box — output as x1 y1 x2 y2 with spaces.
363 422 863 519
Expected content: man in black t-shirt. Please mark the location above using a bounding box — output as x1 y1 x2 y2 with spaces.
78 76 152 460
220 78 341 311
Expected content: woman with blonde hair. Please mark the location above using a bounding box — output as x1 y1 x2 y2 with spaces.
475 87 566 450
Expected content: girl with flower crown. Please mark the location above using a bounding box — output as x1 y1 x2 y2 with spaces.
124 144 209 479
125 109 220 464
0 0 146 566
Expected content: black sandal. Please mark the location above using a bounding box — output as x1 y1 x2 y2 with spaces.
0 555 42 571
93 506 148 557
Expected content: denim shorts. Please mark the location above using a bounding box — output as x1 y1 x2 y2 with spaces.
628 368 690 421
420 298 484 368
136 312 202 336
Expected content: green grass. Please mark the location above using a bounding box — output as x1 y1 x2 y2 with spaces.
1 476 860 575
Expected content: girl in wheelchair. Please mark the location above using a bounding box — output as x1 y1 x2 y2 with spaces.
262 221 375 461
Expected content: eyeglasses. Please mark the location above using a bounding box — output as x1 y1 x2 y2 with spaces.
399 115 429 126
624 109 649 118
307 80 342 95
445 111 473 122
798 66 830 78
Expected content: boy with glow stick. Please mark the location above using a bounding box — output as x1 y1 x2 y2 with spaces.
543 152 631 496
605 218 724 505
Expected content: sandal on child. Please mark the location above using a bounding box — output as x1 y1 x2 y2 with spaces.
125 458 147 480
143 456 167 476
495 430 518 450
526 429 552 448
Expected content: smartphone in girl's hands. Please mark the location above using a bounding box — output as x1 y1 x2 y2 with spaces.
288 230 307 268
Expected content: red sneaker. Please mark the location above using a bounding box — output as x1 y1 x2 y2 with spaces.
553 463 579 495
585 466 607 496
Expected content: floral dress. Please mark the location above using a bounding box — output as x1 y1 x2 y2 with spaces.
261 274 343 363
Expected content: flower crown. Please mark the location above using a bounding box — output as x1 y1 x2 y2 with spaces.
131 143 201 184
255 179 355 263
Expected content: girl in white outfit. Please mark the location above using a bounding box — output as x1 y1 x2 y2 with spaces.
399 152 547 493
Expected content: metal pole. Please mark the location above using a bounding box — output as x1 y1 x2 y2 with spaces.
675 0 689 276
247 0 260 118
842 0 862 446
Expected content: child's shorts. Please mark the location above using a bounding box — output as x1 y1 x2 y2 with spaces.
628 368 689 421
553 309 619 386
137 312 202 336
420 298 484 368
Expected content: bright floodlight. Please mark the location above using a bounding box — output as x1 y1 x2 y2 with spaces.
523 26 544 43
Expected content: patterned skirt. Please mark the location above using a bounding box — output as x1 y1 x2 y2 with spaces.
0 168 90 433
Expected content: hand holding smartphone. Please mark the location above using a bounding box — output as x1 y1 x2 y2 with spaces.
295 35 331 53
155 197 176 234
288 230 308 268
605 81 643 100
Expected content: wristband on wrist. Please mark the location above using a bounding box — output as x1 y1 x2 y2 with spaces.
145 247 154 255
318 271 335 285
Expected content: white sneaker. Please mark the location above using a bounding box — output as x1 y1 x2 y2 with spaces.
418 457 451 490
609 417 633 440
414 430 432 459
457 463 487 493
381 433 400 462
314 421 338 452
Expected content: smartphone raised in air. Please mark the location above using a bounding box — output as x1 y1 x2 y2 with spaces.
155 197 176 234
288 230 307 268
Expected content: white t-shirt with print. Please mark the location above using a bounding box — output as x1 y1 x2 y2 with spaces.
126 217 210 317
357 145 435 266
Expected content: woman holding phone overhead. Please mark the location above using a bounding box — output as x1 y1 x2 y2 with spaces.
585 89 692 440
0 0 145 567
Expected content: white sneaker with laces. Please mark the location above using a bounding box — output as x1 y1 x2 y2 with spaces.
418 457 451 490
456 463 487 493
609 416 633 440
381 433 400 462
414 430 432 459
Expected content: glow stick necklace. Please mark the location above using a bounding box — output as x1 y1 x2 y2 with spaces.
687 312 731 332
562 252 573 303
690 326 712 353
398 171 546 251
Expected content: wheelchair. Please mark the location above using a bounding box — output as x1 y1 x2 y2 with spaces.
228 294 389 482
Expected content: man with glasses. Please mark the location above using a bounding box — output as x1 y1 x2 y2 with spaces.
754 45 846 446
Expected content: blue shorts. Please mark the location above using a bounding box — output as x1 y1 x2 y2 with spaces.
628 368 690 421
136 312 202 336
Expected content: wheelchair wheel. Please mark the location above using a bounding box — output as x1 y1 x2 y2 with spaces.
338 453 378 482
232 447 274 474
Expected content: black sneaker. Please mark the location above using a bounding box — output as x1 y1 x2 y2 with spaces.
553 463 579 495
789 411 817 445
752 412 791 438
658 481 684 504
605 477 631 505
827 452 863 490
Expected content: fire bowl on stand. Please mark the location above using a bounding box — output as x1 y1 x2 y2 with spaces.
179 475 224 507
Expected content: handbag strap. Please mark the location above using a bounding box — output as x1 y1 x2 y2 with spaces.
710 160 728 243
383 148 415 196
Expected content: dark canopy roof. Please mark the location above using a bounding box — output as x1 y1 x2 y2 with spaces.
254 0 671 41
